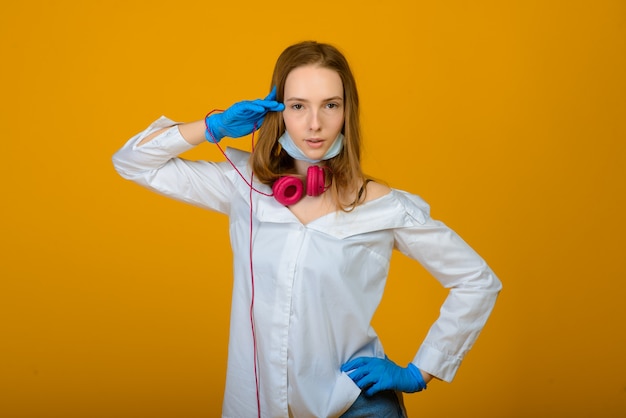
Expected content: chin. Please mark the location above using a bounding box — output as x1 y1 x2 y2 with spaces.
307 153 327 162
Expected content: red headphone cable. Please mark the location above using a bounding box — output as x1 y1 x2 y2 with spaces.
205 111 263 417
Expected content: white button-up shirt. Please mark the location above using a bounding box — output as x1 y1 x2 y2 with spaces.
112 117 502 418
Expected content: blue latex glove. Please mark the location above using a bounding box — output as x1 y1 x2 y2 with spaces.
205 86 285 143
341 356 427 397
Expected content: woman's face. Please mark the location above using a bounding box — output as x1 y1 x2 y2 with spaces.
282 65 345 162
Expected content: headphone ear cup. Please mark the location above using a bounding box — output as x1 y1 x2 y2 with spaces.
306 166 326 197
272 176 304 206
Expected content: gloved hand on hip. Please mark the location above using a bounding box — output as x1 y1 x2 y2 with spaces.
205 86 284 143
341 356 427 397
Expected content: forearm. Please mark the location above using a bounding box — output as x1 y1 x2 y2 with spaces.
393 199 502 382
421 370 434 385
112 117 235 213
113 116 196 179
413 275 500 382
137 119 206 147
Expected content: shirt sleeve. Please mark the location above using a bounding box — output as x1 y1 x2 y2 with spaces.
393 192 502 382
111 116 235 214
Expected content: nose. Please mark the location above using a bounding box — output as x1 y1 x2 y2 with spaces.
308 109 321 131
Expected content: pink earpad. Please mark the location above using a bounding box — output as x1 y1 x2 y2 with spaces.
306 166 325 197
272 176 303 206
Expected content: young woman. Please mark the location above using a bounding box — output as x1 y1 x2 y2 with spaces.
113 41 501 418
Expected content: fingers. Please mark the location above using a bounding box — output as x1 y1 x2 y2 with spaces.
231 100 283 119
233 102 268 117
342 357 393 396
341 356 371 372
254 100 284 113
262 86 285 112
264 85 278 102
228 87 284 118
267 101 285 112
342 357 376 388
364 383 383 397
253 98 284 113
343 361 387 396
351 370 377 389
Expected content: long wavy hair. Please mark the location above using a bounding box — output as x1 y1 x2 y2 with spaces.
251 41 367 210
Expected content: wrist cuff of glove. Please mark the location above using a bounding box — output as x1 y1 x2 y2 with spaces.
204 112 223 143
407 363 427 392
205 129 221 143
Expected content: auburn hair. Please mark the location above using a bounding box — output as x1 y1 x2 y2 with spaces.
251 41 367 210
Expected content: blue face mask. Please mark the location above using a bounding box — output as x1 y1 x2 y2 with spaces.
278 131 344 164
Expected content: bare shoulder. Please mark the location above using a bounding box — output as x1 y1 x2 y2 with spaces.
363 180 392 202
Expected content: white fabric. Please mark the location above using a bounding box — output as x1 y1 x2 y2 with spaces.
112 117 502 418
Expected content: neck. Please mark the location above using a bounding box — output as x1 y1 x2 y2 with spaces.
294 159 322 176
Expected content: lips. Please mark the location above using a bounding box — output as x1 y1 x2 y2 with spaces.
304 138 325 149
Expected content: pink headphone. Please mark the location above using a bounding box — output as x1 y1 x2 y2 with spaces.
272 166 327 206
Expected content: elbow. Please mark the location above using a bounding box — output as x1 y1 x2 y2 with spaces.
482 266 502 295
111 149 136 180
111 151 126 178
460 265 502 296
494 274 503 293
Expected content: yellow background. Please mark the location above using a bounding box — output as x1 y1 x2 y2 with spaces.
2 1 625 417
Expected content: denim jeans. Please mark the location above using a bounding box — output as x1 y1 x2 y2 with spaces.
340 390 407 418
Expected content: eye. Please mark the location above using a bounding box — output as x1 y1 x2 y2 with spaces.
291 103 304 110
326 103 340 109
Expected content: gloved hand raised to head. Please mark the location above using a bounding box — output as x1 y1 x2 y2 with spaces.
205 86 285 143
341 356 427 397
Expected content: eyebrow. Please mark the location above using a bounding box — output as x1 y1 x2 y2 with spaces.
285 96 344 103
